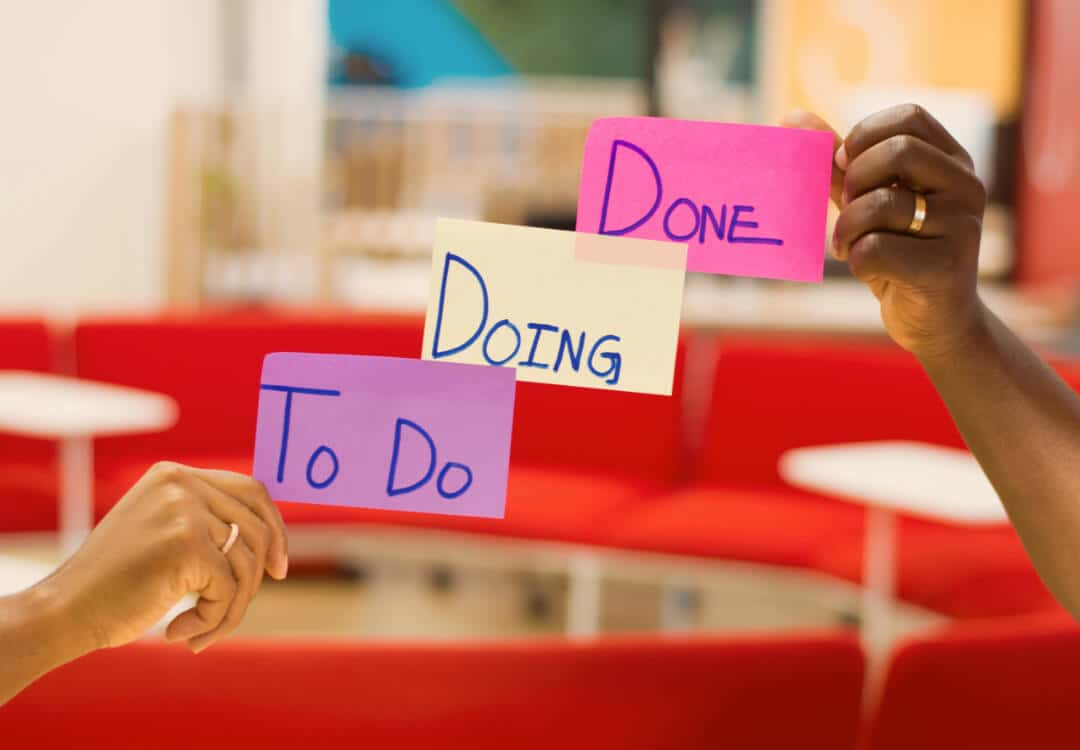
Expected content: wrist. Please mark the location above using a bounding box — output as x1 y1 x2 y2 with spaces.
19 577 99 663
0 578 97 704
914 296 991 371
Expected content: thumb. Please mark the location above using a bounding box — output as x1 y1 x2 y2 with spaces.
781 110 845 207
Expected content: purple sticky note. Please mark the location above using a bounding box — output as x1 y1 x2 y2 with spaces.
576 117 834 282
253 353 515 518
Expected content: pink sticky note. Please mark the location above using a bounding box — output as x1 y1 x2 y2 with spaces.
253 353 515 518
576 117 834 282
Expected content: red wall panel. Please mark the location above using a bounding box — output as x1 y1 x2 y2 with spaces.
1017 0 1080 288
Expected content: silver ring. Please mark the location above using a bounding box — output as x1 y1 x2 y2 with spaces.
220 522 240 555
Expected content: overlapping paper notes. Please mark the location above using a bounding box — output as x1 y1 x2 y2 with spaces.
253 354 515 518
422 218 687 396
576 117 834 282
254 117 833 513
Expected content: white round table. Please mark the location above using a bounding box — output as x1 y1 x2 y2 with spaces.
0 371 177 553
779 441 1008 657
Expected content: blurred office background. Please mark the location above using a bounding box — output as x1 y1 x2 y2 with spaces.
3 2 1080 747
7 0 1072 316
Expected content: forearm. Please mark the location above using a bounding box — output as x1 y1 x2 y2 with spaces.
0 580 94 705
920 299 1080 616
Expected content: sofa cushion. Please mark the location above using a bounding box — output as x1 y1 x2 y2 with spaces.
602 483 865 568
99 455 661 545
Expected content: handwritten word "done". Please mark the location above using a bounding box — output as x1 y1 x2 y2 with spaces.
598 139 783 247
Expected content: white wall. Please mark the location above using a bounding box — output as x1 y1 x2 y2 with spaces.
241 0 327 302
0 1 224 316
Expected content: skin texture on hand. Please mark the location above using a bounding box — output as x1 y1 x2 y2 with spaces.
0 462 288 704
783 105 988 362
785 105 1080 621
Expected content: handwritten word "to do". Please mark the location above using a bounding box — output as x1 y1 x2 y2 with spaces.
260 385 474 499
252 354 515 519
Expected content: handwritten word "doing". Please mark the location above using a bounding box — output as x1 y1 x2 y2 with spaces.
260 384 474 500
430 253 623 386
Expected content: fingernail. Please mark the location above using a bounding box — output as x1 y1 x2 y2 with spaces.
272 556 289 580
835 144 849 170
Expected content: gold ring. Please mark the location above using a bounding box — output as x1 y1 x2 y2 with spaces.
908 192 927 234
221 522 240 555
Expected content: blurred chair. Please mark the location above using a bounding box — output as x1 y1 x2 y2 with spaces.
811 523 1059 619
811 350 1080 618
604 335 946 566
381 337 689 545
4 631 864 750
864 613 1080 749
73 309 423 521
74 311 688 548
0 318 60 531
603 335 1056 618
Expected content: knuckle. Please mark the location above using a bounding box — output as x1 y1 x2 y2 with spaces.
902 102 929 127
163 483 190 507
969 174 988 210
833 209 853 240
254 482 281 525
252 479 272 504
869 187 897 216
889 134 917 162
844 123 863 151
170 512 203 547
848 234 884 278
151 461 185 484
854 232 885 258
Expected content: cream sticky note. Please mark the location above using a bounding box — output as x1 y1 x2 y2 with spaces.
576 117 834 282
423 219 686 395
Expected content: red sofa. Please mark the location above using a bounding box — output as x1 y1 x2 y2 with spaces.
5 632 863 750
808 352 1080 618
65 314 1071 618
74 310 687 545
75 309 423 509
864 613 1080 749
0 318 60 531
603 335 1059 618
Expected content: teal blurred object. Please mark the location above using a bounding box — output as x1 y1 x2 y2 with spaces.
453 0 649 79
327 0 512 88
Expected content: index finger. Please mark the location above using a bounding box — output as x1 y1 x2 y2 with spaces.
185 466 289 579
841 103 973 171
781 110 845 207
